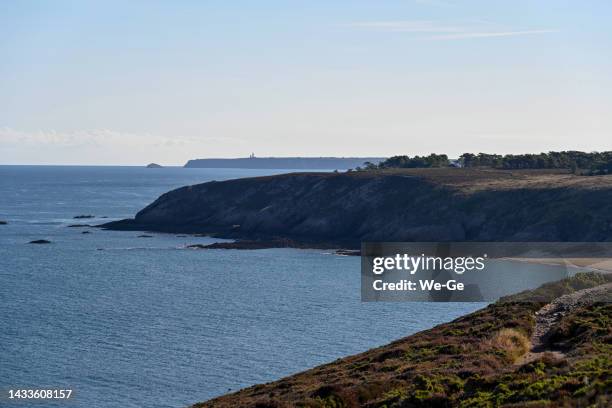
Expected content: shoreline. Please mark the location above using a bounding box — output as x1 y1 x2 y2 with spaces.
100 222 612 265
98 219 361 251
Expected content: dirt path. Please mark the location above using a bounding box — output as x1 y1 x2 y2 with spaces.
518 283 612 365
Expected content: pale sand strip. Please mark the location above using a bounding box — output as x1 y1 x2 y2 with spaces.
501 257 612 273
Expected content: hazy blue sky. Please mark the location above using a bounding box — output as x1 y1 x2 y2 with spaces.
1 0 611 165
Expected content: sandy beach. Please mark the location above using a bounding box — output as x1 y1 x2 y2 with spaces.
502 257 612 274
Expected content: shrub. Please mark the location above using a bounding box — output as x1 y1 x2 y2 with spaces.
489 329 531 363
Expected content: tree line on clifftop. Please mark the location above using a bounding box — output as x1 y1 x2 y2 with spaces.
352 151 612 175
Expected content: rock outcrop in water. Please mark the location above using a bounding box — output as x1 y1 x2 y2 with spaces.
29 239 51 244
102 169 612 245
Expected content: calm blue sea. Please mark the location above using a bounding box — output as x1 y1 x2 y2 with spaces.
0 166 484 408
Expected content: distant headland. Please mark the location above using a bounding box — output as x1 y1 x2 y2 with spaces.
184 155 385 169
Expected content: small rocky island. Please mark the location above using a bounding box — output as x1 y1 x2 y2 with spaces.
146 163 163 168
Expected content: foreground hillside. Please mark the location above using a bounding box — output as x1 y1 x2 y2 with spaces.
194 273 611 407
103 169 612 244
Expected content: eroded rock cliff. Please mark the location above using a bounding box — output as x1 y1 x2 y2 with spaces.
102 169 612 245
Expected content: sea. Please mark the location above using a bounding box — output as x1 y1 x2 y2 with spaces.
0 166 487 407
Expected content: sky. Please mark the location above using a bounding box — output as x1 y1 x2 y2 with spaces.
1 0 611 165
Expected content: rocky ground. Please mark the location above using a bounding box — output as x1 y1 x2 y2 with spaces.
520 282 612 365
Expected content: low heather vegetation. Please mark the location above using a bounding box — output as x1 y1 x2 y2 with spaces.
195 273 611 407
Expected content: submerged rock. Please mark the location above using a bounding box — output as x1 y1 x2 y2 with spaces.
186 239 331 250
29 239 51 244
186 244 208 249
68 224 92 228
73 215 95 219
335 249 361 256
0 220 7 225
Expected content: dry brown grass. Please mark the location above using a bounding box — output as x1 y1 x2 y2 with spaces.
253 168 612 193
490 328 531 363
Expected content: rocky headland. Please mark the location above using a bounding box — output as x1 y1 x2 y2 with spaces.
102 168 612 246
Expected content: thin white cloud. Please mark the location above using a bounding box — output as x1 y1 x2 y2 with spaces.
346 20 464 33
0 127 156 147
0 127 243 148
414 0 455 7
346 20 557 40
430 29 559 40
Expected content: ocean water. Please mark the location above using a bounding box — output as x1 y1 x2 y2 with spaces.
0 166 484 408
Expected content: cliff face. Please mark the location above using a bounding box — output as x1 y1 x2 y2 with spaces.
104 169 612 244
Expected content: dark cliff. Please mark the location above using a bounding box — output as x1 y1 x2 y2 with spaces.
103 169 612 245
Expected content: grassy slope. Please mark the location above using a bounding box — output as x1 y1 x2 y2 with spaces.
194 273 611 408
